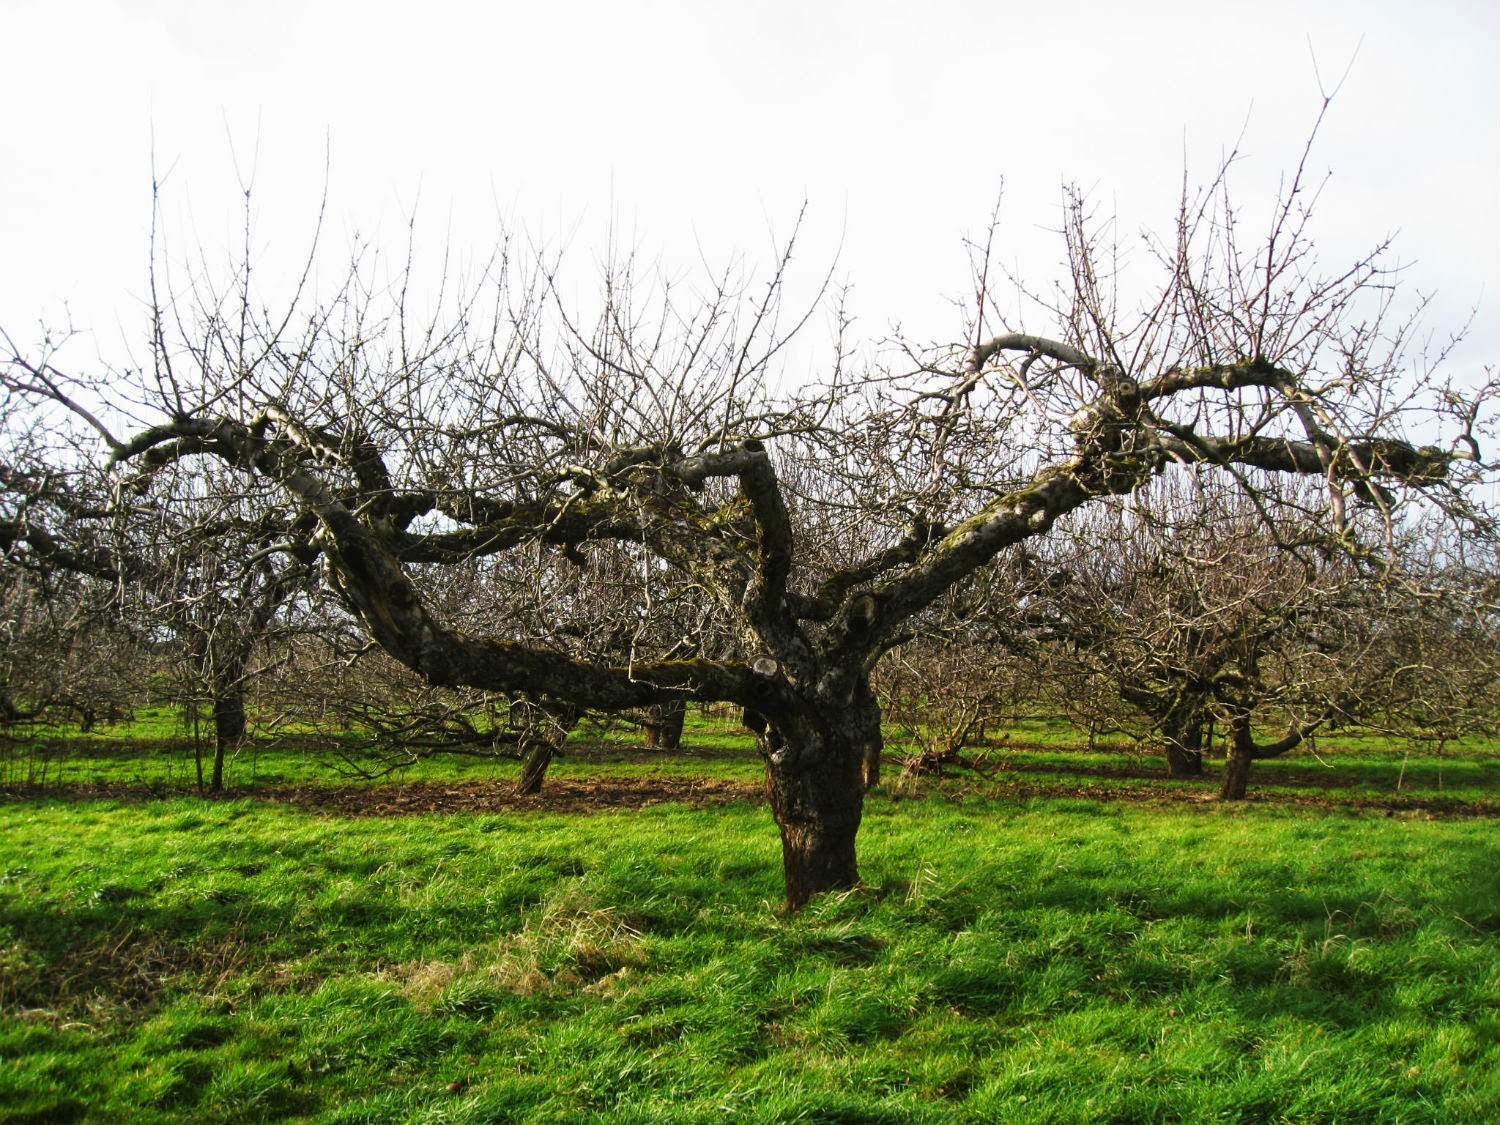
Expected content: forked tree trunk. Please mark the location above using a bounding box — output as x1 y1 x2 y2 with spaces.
761 713 871 910
1219 710 1317 801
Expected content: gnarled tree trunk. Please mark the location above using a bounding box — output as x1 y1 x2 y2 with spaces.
1164 716 1205 777
1158 690 1208 777
759 706 873 910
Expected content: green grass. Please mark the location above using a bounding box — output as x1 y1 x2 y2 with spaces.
2 789 1497 1123
1239 733 1500 802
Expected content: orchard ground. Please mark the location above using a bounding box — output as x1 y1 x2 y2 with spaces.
1 713 1496 1123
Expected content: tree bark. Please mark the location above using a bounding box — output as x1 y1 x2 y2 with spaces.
761 714 870 910
1219 710 1317 800
851 677 883 791
1148 689 1207 777
1164 718 1205 777
861 737 882 791
209 656 249 793
511 698 580 796
642 700 686 750
1220 724 1254 800
210 688 246 793
515 739 555 796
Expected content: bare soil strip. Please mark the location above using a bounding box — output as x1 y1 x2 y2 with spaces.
2 773 1495 818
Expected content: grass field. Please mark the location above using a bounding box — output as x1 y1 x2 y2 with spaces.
1 715 1497 1122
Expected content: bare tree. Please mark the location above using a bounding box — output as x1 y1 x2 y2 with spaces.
5 127 1491 906
1044 472 1499 798
1333 530 1500 754
871 552 1051 782
0 565 144 734
875 641 1007 783
259 584 586 795
1039 476 1346 785
0 440 148 732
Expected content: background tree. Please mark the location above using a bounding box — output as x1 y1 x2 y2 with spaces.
1332 531 1500 755
871 552 1051 782
142 468 319 790
1042 476 1365 788
1 429 320 790
258 554 587 795
0 437 147 733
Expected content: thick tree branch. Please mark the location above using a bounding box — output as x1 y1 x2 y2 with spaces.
967 333 1096 375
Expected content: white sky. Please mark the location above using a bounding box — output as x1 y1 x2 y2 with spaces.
3 0 1497 378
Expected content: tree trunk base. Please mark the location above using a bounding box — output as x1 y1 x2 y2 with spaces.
211 690 246 793
1219 749 1252 800
515 742 554 796
777 819 860 911
643 700 686 750
1166 748 1204 778
763 723 867 911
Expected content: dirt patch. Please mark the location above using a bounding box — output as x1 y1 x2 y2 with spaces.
0 775 768 816
912 776 1498 817
256 774 1495 819
266 775 765 816
1 761 1493 819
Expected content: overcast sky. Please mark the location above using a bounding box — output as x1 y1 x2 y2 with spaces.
3 0 1497 376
